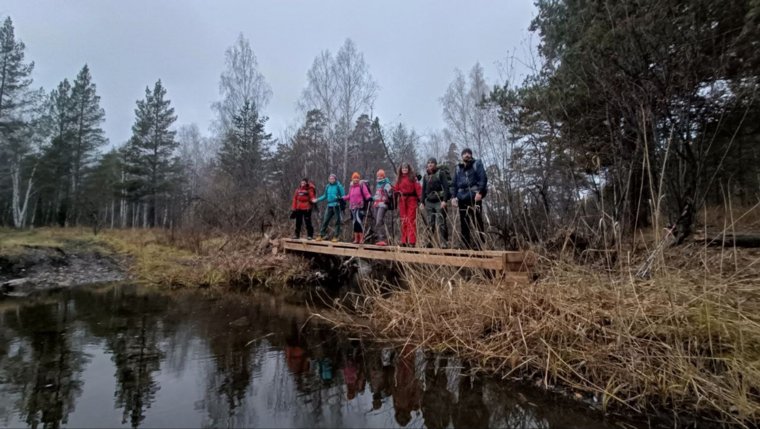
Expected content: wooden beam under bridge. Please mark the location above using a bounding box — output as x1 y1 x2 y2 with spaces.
280 238 534 280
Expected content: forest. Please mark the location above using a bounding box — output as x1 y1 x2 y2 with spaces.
2 0 757 250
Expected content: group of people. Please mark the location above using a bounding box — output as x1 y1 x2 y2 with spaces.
290 147 488 249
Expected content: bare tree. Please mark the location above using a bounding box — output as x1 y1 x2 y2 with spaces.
211 33 272 135
300 39 377 179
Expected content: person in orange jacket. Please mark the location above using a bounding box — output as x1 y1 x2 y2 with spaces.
291 178 316 239
394 163 422 247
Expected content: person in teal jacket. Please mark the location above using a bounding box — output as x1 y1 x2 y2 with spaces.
312 173 346 241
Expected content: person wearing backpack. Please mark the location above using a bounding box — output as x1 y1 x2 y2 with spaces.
395 163 422 247
290 178 316 240
371 169 393 246
449 148 488 249
343 172 373 243
420 158 450 248
313 173 346 242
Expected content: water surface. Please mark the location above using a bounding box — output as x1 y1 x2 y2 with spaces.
0 284 627 428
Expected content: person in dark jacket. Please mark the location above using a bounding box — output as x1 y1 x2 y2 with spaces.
291 178 316 239
420 158 450 248
449 148 488 249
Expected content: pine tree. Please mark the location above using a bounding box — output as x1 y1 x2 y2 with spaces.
0 17 38 228
42 79 76 225
217 100 271 189
124 80 178 227
68 64 106 224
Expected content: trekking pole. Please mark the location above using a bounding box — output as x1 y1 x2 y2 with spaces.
378 130 402 246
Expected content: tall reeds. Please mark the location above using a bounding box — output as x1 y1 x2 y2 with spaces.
335 230 760 426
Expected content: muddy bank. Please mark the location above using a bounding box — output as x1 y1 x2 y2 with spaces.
0 240 125 297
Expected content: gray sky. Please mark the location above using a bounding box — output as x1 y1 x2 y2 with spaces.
3 0 537 146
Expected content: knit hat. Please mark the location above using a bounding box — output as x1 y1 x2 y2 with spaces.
427 157 437 165
329 173 337 181
376 169 386 179
351 172 360 180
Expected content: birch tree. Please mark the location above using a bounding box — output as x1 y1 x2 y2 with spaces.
299 39 377 179
212 34 271 136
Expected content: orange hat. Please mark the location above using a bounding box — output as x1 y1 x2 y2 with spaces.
376 169 385 179
351 172 360 180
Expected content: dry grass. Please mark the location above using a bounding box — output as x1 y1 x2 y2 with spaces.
0 227 99 254
1 227 310 291
99 228 310 290
329 241 760 426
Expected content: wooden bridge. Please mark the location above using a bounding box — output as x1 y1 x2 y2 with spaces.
280 239 534 280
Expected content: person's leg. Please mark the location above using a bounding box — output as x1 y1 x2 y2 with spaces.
354 209 363 233
425 201 437 246
305 210 314 238
374 206 387 243
400 198 413 245
474 201 485 249
357 210 365 242
459 203 472 249
334 207 342 237
408 201 417 246
440 207 449 246
320 207 333 238
294 210 303 238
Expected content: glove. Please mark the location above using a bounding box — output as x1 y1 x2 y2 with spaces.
289 210 297 219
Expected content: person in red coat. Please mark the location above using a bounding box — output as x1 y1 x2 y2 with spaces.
291 178 316 239
394 163 422 247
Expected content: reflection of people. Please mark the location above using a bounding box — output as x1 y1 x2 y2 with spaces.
342 355 366 400
285 321 310 377
452 376 489 429
318 358 333 385
392 345 422 427
368 348 395 410
422 358 453 429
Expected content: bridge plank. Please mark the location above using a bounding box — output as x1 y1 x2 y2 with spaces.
281 238 534 275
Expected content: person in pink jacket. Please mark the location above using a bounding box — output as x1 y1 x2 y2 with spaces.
343 172 372 243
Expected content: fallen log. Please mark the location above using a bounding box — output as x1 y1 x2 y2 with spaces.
693 233 760 248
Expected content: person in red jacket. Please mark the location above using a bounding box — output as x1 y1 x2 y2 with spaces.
394 163 422 247
291 178 316 239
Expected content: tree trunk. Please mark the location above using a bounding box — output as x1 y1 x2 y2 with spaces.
10 160 36 228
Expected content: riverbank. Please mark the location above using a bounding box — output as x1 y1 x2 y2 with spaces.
326 242 760 427
0 228 125 296
0 228 316 299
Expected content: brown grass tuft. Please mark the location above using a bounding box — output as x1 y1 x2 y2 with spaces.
333 246 760 426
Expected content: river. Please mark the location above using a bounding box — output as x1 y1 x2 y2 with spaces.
0 283 634 428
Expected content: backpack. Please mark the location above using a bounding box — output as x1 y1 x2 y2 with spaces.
437 164 452 184
383 185 396 211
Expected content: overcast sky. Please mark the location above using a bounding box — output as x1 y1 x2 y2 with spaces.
3 0 537 146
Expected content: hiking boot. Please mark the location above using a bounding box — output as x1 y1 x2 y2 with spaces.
331 237 339 242
358 233 364 244
315 236 324 241
307 236 314 240
375 241 387 246
352 233 359 244
291 235 299 240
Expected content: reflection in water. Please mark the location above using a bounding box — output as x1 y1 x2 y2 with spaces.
0 284 631 428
